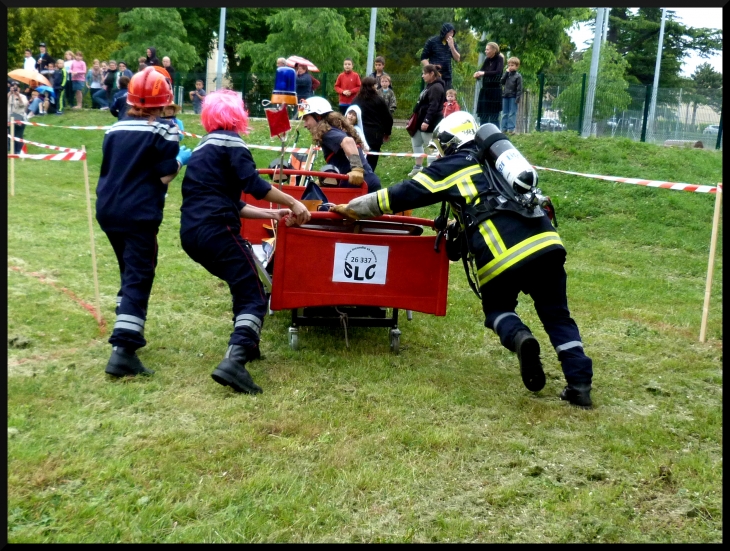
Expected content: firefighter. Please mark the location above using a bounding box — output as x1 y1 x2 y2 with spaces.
96 66 192 377
331 111 594 408
179 89 310 394
299 96 381 193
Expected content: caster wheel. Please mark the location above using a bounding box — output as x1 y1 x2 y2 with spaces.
389 328 401 354
288 327 299 351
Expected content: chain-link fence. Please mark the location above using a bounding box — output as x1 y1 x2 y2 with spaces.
172 71 722 150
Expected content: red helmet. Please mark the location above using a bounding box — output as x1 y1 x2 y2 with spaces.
127 66 173 108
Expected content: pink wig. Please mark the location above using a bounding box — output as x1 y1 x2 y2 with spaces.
200 89 250 134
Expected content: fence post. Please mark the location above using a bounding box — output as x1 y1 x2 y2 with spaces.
578 73 587 134
716 110 723 150
536 73 545 131
640 85 651 143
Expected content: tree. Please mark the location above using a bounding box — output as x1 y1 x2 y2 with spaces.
552 41 632 122
113 8 199 73
687 63 723 125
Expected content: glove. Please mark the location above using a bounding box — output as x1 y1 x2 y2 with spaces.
347 167 365 185
176 145 192 167
330 204 360 221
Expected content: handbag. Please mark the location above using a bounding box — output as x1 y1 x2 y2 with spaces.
406 112 419 137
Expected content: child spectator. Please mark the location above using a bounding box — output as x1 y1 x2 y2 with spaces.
70 51 87 109
500 56 523 134
344 105 370 152
334 58 361 115
379 74 397 116
369 56 389 89
109 75 130 119
87 59 104 108
138 57 147 72
63 51 75 109
23 49 36 71
52 58 68 114
443 88 461 117
161 103 184 140
189 79 206 114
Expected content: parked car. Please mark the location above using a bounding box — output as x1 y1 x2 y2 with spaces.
703 124 720 135
607 117 634 129
536 118 566 131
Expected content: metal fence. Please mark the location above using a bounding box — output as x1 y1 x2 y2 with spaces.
172 71 723 150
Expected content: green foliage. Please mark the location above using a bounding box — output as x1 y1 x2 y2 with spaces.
553 41 631 121
114 8 199 73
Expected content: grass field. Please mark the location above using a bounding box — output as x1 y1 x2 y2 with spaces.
7 109 722 543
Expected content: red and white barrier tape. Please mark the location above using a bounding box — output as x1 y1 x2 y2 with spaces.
16 120 112 130
533 165 719 194
7 134 80 152
8 151 86 161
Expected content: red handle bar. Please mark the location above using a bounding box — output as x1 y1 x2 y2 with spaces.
306 210 436 229
257 168 350 180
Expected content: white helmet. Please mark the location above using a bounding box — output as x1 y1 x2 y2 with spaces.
429 111 478 157
299 96 333 118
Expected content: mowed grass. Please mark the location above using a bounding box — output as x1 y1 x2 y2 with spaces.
7 110 722 543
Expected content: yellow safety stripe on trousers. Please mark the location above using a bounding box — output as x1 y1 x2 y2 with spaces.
478 231 563 287
478 219 508 258
376 188 392 213
413 165 482 202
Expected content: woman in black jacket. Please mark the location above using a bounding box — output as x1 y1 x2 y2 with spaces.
407 64 445 178
145 47 162 67
353 76 393 172
475 42 504 126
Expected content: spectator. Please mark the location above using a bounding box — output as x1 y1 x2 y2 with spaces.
344 105 370 152
70 51 87 110
379 74 397 116
63 50 74 109
117 61 134 81
421 23 460 92
276 57 287 68
189 79 206 114
52 58 68 114
23 49 36 71
443 88 461 117
26 89 45 118
369 56 389 89
101 61 108 80
407 63 446 178
109 75 130 119
352 76 393 172
8 81 28 153
162 56 175 82
334 58 361 115
101 60 119 109
161 103 184 140
474 42 504 126
36 43 55 78
500 56 523 134
138 57 147 72
145 47 162 67
295 63 314 100
86 59 104 109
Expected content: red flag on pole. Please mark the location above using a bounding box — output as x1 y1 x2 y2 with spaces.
264 105 291 138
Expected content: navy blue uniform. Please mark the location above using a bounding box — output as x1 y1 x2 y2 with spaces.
320 127 381 193
180 131 273 354
374 148 593 386
96 116 180 351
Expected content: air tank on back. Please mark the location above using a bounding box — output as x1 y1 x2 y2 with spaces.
475 123 537 194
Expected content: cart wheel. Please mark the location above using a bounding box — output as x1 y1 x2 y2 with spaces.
389 328 401 354
288 327 299 351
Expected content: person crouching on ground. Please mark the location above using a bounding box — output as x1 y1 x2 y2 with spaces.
179 89 311 394
300 96 381 193
96 66 192 378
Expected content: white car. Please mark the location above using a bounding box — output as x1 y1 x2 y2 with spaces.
703 124 720 135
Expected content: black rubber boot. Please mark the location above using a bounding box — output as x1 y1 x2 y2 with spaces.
105 346 155 377
560 383 593 409
514 330 545 392
211 345 263 394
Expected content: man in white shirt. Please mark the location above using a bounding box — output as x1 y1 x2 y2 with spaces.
23 49 36 71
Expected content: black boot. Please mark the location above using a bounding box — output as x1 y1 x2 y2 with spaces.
105 346 155 377
514 330 545 392
560 383 593 409
211 345 263 394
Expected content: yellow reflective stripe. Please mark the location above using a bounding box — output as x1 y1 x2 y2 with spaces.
478 231 563 286
486 219 507 254
376 189 391 213
478 219 502 257
413 165 482 193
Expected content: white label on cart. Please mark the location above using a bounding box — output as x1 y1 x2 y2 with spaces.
332 243 389 285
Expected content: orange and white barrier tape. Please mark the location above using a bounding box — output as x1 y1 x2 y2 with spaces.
7 135 80 152
533 165 719 194
8 151 86 161
17 120 112 130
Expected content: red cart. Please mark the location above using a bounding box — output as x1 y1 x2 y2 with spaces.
270 211 450 352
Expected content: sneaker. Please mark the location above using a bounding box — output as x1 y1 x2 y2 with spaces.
407 165 423 178
99 106 109 111
27 113 34 120
514 330 545 392
211 345 263 394
105 346 155 377
560 384 593 409
55 111 64 115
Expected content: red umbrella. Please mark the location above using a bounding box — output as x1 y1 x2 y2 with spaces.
286 56 319 73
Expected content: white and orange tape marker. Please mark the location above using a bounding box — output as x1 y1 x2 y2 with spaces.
7 135 81 152
8 151 86 161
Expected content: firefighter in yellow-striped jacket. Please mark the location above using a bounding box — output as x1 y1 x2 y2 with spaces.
331 112 594 409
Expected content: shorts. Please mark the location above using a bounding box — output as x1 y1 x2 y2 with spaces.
72 81 85 92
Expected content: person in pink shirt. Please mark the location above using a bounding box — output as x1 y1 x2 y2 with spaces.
70 51 87 109
334 58 361 115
